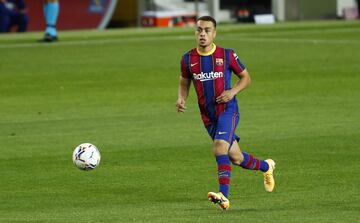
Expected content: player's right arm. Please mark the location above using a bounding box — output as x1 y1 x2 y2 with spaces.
176 56 191 113
176 76 191 113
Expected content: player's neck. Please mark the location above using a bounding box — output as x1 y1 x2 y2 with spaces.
197 43 216 56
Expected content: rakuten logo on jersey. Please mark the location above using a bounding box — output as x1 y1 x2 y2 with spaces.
193 71 223 82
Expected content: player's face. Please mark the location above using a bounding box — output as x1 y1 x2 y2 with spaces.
195 20 216 48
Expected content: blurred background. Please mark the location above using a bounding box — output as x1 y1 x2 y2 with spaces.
2 0 360 33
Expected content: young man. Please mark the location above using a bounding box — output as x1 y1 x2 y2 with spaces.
40 0 59 42
176 16 276 210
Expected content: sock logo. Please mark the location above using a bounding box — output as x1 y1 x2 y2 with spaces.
218 170 229 178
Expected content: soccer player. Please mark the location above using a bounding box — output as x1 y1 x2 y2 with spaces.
40 0 59 42
176 16 276 210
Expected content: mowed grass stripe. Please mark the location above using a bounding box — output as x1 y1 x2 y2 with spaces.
1 35 360 50
0 20 359 48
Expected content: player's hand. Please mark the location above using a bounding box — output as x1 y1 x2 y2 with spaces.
216 90 235 104
176 98 187 113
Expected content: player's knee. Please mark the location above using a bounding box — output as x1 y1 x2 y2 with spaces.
230 156 242 165
213 140 229 156
228 142 244 165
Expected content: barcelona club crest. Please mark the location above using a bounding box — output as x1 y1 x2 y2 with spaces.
216 58 223 66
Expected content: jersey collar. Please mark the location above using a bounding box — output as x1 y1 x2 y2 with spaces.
196 43 216 56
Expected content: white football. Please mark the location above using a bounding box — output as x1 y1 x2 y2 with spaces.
72 143 101 170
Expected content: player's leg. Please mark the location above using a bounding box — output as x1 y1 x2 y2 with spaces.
42 0 59 41
213 139 232 198
229 141 269 171
207 139 231 210
228 140 276 192
206 112 238 210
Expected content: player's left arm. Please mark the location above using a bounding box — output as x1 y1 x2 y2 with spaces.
216 69 251 103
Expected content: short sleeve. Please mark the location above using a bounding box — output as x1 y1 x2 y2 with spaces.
229 50 246 75
180 56 191 79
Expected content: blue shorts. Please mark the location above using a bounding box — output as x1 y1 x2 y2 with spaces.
205 112 240 147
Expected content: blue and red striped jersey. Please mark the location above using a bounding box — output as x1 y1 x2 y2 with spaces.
181 44 246 126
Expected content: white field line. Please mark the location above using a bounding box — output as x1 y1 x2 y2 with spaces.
0 33 359 49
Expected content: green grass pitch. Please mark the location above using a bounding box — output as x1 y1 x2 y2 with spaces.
0 20 359 222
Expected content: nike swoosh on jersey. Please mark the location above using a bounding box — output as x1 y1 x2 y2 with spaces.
190 63 198 67
218 132 227 135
